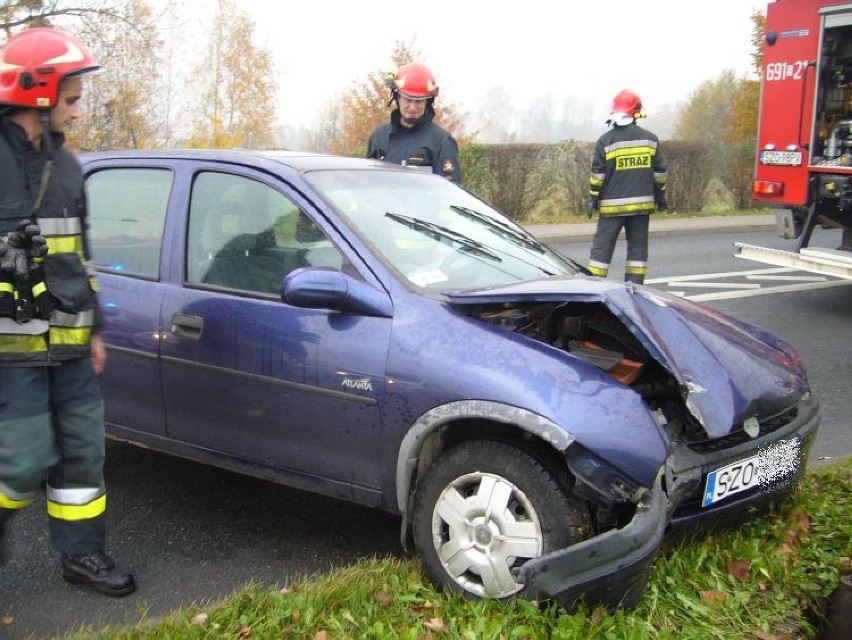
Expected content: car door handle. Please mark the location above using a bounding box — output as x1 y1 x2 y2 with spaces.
171 313 204 340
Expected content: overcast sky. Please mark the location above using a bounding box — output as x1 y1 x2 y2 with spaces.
170 0 766 132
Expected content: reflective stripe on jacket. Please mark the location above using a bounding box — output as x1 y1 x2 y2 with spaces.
589 121 667 216
0 117 100 365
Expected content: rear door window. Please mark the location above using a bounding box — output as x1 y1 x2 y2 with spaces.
87 167 173 278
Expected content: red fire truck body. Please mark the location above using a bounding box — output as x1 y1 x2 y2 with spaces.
738 0 852 277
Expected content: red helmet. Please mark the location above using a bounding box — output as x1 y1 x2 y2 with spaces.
608 89 644 125
393 62 439 100
0 27 101 109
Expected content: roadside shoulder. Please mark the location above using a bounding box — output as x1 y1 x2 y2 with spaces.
526 213 776 243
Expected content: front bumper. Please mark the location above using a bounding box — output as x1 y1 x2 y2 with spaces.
666 393 820 530
516 480 667 611
517 394 820 611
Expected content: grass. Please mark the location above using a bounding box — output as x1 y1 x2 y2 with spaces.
65 458 851 640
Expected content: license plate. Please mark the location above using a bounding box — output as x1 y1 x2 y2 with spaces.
760 150 803 166
702 439 801 507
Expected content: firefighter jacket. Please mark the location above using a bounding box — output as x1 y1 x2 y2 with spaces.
589 121 667 216
0 116 102 366
367 105 462 183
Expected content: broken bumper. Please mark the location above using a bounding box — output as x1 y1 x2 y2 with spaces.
517 480 667 611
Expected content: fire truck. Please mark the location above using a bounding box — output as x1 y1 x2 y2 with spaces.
736 0 852 278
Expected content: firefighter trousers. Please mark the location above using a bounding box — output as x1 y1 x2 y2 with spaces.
588 214 650 284
0 356 107 554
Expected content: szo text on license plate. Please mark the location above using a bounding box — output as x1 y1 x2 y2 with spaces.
702 439 801 507
703 456 759 506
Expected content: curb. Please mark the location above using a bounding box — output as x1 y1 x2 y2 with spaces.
525 214 777 244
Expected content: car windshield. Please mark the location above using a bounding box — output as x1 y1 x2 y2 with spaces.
305 169 578 291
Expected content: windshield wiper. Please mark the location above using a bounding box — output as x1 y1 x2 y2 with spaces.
385 212 501 262
450 205 546 254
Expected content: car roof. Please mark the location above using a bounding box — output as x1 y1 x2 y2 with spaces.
80 148 398 176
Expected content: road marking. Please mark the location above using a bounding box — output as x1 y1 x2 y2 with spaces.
647 265 852 301
683 279 852 301
645 267 795 284
745 274 827 282
674 282 762 290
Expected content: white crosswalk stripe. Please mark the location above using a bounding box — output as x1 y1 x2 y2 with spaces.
646 267 852 301
745 274 827 282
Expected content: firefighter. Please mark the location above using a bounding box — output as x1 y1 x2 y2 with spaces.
0 28 135 596
587 89 667 284
367 62 462 183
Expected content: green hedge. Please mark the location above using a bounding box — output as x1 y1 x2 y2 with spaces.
460 139 748 220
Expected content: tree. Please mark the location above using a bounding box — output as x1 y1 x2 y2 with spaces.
68 0 162 150
468 86 517 143
674 11 764 209
1 1 163 151
554 94 597 141
722 77 760 209
520 93 558 142
306 100 348 154
750 10 766 77
185 0 276 149
308 39 466 156
675 70 755 208
1 0 123 37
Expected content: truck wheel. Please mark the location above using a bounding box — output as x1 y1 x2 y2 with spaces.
412 440 590 601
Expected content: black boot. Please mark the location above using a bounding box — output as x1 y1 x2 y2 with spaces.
61 551 136 597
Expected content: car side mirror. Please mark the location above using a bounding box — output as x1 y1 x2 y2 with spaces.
282 267 392 318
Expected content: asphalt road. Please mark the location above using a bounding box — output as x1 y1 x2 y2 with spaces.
1 223 850 639
0 447 403 639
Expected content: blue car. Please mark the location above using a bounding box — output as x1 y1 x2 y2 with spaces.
82 150 819 610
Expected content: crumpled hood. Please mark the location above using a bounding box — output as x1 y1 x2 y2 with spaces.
448 276 808 438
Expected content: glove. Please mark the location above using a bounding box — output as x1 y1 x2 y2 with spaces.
19 220 47 258
0 220 46 279
0 234 29 279
587 198 599 218
29 233 48 258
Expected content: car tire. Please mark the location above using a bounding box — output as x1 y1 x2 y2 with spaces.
412 439 590 602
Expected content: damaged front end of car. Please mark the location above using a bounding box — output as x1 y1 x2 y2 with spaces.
511 440 668 611
518 464 667 611
447 278 819 610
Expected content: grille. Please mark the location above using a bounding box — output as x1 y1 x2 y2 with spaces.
686 406 799 454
